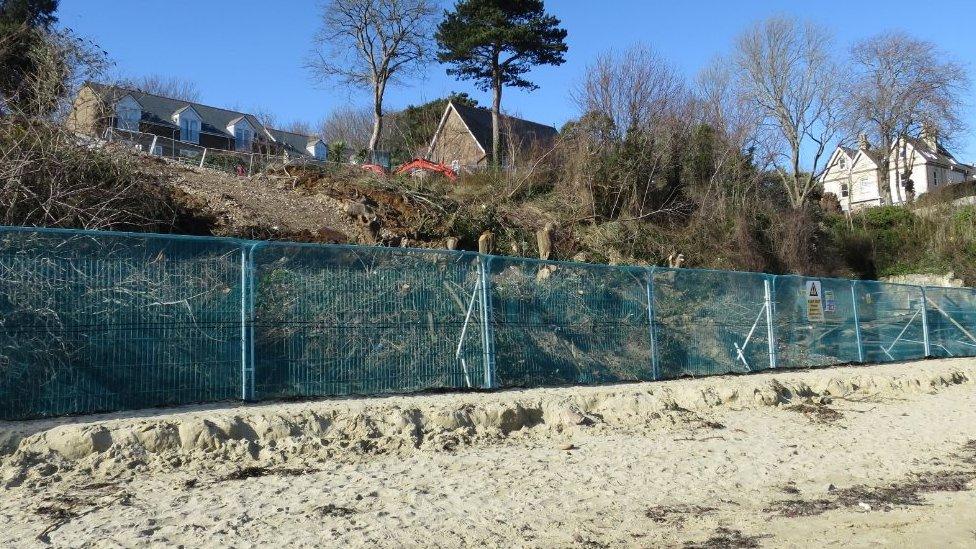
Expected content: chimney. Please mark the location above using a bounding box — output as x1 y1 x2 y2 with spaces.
858 133 870 151
921 124 938 151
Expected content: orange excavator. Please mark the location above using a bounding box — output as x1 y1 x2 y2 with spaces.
361 158 457 182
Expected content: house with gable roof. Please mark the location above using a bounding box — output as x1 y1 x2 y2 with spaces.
67 82 328 161
426 101 558 170
821 130 975 211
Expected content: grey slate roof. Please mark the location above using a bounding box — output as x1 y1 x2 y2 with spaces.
450 102 558 152
267 128 321 156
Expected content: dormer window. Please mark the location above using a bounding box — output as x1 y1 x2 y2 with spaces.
180 118 200 143
114 95 141 131
174 106 202 144
235 127 253 152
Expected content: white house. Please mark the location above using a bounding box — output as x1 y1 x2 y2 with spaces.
820 131 976 211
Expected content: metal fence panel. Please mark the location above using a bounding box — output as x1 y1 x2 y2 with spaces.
251 244 485 399
3 225 976 420
854 281 927 362
0 228 243 419
488 258 652 388
923 286 976 358
773 276 861 368
653 268 773 377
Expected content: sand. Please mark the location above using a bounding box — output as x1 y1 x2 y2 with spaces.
2 358 976 547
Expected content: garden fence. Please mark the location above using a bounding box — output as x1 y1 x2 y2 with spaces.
1 225 974 420
102 128 338 177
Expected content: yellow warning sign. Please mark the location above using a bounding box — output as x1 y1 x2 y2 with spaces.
806 280 824 322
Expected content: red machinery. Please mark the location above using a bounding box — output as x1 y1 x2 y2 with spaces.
361 158 457 182
395 158 458 181
360 163 387 176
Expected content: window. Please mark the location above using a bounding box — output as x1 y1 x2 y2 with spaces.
840 183 849 197
115 103 140 131
180 118 200 143
235 127 253 152
838 157 846 170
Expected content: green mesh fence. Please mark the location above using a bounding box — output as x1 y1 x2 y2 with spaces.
251 243 485 399
489 258 652 387
773 276 862 368
653 268 773 377
855 281 927 363
0 227 243 419
923 286 976 358
3 225 976 420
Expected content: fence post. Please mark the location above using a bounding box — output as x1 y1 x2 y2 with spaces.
239 243 250 401
645 266 659 380
240 242 259 401
921 286 931 357
199 147 208 168
764 276 777 369
478 255 496 389
851 280 864 363
149 134 158 156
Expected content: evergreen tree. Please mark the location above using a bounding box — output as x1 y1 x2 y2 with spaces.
436 0 567 165
0 0 59 111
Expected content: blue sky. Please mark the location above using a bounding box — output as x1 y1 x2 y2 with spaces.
58 0 976 160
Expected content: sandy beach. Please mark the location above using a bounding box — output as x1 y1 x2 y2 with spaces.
1 358 975 547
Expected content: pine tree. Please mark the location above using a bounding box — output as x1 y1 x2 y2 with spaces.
436 0 567 165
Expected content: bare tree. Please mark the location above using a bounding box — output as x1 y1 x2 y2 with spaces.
568 44 691 220
307 0 437 154
284 120 316 136
695 60 765 208
730 16 845 210
573 44 686 140
119 74 201 101
848 31 969 205
319 105 373 150
250 106 279 130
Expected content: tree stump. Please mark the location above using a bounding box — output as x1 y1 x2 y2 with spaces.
478 231 494 255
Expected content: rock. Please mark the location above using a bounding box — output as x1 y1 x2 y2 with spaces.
826 483 835 492
858 502 871 511
559 443 576 451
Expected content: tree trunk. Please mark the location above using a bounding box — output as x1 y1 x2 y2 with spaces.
368 80 385 157
491 83 502 167
877 158 893 205
876 136 893 205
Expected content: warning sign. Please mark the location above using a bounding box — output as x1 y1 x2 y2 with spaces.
806 280 824 322
824 290 837 313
